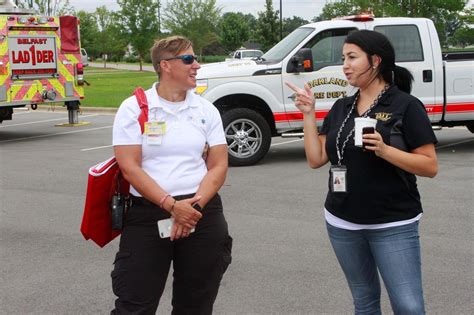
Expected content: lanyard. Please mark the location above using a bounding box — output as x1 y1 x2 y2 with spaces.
335 85 390 165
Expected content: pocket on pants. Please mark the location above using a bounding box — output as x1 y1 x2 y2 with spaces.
111 251 131 297
220 235 233 274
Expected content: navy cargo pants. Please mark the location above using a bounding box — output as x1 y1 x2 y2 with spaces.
110 193 232 315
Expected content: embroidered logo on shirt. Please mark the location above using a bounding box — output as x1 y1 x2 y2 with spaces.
188 115 206 125
375 112 392 121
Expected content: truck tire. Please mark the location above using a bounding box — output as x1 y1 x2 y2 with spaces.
467 124 474 133
221 108 271 166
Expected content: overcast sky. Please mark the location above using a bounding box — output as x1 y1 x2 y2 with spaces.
68 0 326 21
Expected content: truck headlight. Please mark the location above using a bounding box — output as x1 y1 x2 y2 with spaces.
195 79 208 95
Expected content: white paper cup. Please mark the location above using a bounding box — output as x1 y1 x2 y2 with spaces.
354 117 377 147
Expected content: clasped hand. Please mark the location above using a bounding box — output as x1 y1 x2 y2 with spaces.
170 196 202 241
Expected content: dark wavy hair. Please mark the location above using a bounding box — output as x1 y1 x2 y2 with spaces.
345 30 413 93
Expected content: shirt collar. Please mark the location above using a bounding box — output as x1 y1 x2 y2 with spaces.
378 85 398 106
344 92 358 108
148 82 199 110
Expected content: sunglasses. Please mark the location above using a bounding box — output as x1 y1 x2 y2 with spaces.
161 54 198 65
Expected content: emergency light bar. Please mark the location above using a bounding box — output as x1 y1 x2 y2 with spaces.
332 13 375 21
9 15 56 25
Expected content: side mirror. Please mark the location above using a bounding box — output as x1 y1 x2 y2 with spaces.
287 48 313 73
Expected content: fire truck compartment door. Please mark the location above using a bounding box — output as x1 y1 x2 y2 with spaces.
59 16 80 53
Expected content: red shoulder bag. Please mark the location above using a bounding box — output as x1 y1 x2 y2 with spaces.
80 87 148 248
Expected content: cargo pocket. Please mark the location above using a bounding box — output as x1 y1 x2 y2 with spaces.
111 251 131 298
220 235 233 275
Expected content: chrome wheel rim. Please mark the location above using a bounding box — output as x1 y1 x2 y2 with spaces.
225 118 262 159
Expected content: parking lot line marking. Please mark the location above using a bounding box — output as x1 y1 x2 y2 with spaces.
436 138 474 150
86 139 303 151
12 111 32 115
271 139 304 147
0 125 112 143
0 114 99 128
13 109 86 115
81 144 113 152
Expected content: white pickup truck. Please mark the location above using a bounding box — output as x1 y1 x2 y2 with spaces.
226 49 264 61
196 15 474 166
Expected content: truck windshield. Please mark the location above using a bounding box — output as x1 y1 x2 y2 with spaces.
261 27 315 62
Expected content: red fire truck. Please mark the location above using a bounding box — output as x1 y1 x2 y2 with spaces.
0 0 86 124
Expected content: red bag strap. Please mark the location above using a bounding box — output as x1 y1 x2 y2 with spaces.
133 87 149 134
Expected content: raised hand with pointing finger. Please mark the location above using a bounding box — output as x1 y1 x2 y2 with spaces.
285 81 315 115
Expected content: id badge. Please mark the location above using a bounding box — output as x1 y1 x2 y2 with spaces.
330 165 347 193
145 121 166 145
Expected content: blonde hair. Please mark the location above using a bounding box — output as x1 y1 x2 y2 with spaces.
150 35 193 73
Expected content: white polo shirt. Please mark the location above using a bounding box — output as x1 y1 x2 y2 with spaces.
112 82 226 196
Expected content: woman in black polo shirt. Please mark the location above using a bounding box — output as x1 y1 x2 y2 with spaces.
286 30 438 314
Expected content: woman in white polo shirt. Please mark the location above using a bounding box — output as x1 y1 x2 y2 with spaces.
110 36 232 314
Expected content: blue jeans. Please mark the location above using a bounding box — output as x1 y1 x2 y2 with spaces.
326 221 425 315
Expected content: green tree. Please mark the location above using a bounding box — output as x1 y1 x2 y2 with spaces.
57 0 74 15
318 0 468 47
96 7 127 62
449 26 474 48
117 0 160 70
448 7 474 47
76 10 99 59
255 0 279 51
242 13 258 41
319 1 357 21
460 7 474 24
219 12 250 52
282 16 309 37
16 0 68 15
163 0 222 56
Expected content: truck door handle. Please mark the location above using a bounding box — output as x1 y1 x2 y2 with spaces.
423 70 432 82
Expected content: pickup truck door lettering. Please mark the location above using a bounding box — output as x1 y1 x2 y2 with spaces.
307 77 348 88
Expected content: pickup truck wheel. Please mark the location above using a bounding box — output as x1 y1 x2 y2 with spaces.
222 108 271 166
467 124 474 133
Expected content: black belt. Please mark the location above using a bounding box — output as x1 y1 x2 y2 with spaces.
130 195 155 207
130 193 196 208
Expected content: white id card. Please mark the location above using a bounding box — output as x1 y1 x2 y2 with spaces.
147 134 162 145
330 165 347 193
145 121 166 146
157 218 195 238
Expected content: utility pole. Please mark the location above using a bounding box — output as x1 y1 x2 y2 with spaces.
158 0 161 34
280 0 283 40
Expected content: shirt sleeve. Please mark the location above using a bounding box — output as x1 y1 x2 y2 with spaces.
402 99 438 150
112 97 143 145
202 99 226 147
319 112 331 135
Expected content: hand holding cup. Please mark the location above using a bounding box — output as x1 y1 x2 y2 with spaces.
354 117 377 147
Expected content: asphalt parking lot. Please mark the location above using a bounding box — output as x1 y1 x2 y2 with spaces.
0 109 473 314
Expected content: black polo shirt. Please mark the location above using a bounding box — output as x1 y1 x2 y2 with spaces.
319 85 437 224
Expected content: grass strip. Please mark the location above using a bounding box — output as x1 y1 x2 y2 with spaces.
81 67 157 108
